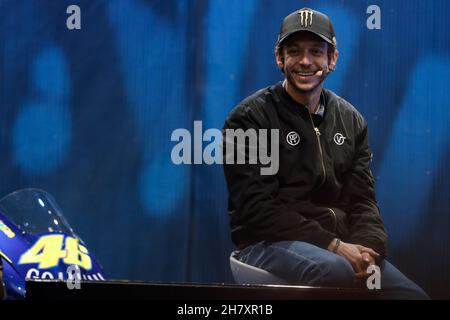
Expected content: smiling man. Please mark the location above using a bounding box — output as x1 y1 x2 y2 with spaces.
222 8 429 299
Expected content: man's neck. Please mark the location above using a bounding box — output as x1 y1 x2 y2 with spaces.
283 80 322 114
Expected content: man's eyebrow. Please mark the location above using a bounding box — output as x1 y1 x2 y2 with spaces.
311 43 327 48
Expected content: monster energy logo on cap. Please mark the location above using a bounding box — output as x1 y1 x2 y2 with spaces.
298 9 313 27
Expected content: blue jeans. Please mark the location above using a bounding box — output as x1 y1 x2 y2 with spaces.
238 241 430 300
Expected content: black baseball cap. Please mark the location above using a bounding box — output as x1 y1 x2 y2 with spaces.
276 8 337 48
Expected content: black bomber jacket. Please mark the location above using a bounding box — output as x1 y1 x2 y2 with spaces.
222 82 388 260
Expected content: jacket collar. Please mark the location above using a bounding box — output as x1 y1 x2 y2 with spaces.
272 81 329 118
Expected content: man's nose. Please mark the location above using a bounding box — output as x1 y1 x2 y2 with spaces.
298 53 313 66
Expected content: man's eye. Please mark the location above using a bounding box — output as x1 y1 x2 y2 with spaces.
288 49 299 55
311 49 324 55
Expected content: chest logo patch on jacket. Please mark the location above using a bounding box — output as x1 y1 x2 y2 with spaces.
333 133 347 145
286 131 301 146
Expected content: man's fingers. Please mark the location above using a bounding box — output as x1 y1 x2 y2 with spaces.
364 248 380 257
350 259 363 273
361 252 375 265
358 245 380 257
361 259 370 270
354 271 370 280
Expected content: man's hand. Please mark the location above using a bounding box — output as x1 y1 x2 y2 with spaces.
354 252 376 280
328 239 379 277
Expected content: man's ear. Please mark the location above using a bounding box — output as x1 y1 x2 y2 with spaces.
329 48 339 71
274 46 284 69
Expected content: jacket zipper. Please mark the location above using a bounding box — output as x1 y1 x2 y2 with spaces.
307 110 326 187
328 208 337 233
307 110 336 232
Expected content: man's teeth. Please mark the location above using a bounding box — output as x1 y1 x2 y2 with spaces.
296 71 316 76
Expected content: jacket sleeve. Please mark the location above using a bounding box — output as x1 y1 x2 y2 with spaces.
337 122 388 260
223 103 338 249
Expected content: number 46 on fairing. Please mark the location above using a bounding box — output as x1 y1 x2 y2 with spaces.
18 234 92 270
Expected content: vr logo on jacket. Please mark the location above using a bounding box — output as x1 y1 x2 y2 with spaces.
333 133 346 145
286 131 301 146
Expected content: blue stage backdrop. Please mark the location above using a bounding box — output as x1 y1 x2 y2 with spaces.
1 0 449 298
